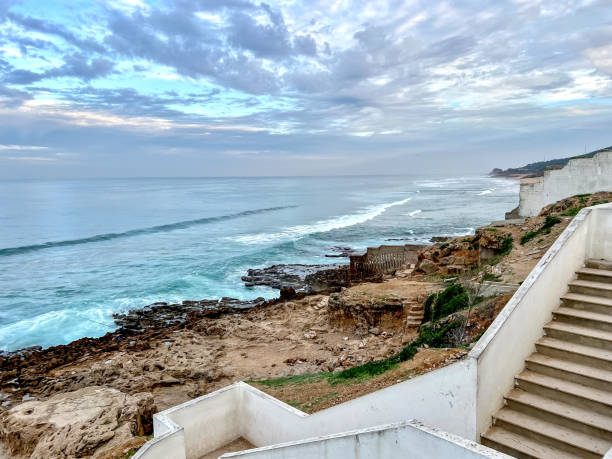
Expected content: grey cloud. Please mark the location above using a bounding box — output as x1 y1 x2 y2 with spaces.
293 34 317 56
0 84 32 108
2 54 114 84
227 5 292 58
7 12 106 54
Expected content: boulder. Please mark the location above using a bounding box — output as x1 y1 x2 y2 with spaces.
0 386 155 458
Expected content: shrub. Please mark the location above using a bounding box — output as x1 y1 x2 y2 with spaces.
487 236 513 265
561 207 581 217
422 284 468 323
521 216 561 245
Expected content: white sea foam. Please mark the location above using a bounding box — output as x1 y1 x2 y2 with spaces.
477 188 495 195
407 209 422 217
234 197 412 245
0 307 115 351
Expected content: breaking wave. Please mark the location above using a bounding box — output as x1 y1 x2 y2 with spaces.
0 206 295 257
234 198 412 244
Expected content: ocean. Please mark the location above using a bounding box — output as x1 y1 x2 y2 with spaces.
0 175 518 351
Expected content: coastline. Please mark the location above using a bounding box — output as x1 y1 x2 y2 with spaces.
5 190 602 458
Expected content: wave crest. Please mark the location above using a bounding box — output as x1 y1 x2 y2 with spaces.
0 205 295 257
234 198 412 244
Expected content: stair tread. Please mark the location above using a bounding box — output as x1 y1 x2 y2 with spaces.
494 408 612 454
506 389 612 433
517 370 612 407
554 307 612 325
586 259 612 270
577 267 612 279
537 336 612 362
569 279 612 291
562 292 612 307
527 353 612 382
545 320 612 342
482 426 581 459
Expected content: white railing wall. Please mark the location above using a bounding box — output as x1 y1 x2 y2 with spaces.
224 421 509 459
469 204 611 435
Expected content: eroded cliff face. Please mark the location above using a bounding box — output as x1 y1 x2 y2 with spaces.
413 228 513 276
328 279 438 339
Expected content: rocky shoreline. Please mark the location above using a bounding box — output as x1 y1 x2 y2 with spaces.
2 195 596 458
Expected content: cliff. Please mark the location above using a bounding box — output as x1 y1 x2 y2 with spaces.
490 146 612 178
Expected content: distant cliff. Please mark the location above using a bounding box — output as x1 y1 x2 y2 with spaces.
490 146 612 177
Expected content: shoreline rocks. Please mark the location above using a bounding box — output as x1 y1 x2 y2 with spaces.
0 386 155 458
241 263 347 292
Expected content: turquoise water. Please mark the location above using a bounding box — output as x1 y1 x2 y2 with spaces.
0 175 518 351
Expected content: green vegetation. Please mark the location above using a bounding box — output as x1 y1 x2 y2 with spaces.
486 236 513 265
328 320 461 383
521 215 561 245
483 227 498 232
253 283 476 388
422 284 468 323
483 272 502 282
250 372 328 388
252 313 464 387
561 207 581 217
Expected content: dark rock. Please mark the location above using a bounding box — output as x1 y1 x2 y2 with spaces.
241 263 347 292
279 287 297 300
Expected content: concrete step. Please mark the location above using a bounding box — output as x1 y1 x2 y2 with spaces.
586 259 612 271
569 279 612 299
561 292 612 314
552 307 612 332
505 389 612 440
525 353 612 390
516 370 612 416
576 267 612 284
535 336 612 371
481 426 581 459
492 408 611 457
544 320 612 350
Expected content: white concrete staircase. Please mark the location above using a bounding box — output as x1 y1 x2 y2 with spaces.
481 259 612 458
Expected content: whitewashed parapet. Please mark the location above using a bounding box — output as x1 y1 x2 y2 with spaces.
469 203 612 435
222 420 510 459
517 150 612 217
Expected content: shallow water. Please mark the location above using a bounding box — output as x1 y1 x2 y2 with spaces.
0 175 518 350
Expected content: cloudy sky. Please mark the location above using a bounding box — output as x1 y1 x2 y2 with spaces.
0 0 611 178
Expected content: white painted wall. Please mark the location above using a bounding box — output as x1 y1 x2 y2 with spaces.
517 151 612 217
587 204 612 259
136 361 478 459
469 206 599 435
223 421 510 459
163 384 241 458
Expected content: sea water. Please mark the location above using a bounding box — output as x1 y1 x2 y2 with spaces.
0 175 518 351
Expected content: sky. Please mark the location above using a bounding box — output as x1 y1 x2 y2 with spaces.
0 0 611 178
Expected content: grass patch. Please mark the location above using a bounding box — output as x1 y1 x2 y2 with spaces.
521 216 561 245
422 284 468 323
483 227 498 232
561 207 582 217
329 320 462 384
482 272 502 282
250 372 328 388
